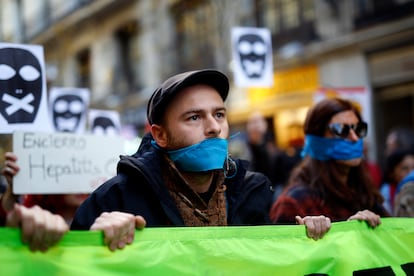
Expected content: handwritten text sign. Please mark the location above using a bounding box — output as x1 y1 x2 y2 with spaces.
13 131 124 194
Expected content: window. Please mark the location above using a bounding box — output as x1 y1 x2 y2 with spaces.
114 21 140 94
260 0 317 49
172 0 217 70
263 0 281 33
354 0 414 28
281 0 299 29
302 0 315 21
76 48 90 88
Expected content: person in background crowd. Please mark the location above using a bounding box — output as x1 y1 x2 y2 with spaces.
245 111 273 178
394 169 414 217
380 149 414 214
385 126 414 157
245 111 302 201
71 69 331 250
1 152 89 225
1 154 69 252
270 98 389 230
363 140 382 189
270 139 303 202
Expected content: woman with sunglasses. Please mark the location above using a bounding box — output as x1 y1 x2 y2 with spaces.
270 98 389 238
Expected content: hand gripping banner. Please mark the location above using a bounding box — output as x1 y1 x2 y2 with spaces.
0 218 413 275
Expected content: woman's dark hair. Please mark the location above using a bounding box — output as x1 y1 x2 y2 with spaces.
303 97 363 136
288 98 383 213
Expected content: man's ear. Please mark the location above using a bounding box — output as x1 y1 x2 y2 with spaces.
151 124 168 148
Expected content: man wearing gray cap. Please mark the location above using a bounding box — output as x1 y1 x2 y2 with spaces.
71 69 331 251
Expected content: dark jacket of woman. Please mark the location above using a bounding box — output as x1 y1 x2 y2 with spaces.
270 158 389 223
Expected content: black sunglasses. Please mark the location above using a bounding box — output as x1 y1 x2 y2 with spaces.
327 122 368 138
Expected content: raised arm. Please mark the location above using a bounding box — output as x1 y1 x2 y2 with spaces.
1 152 20 211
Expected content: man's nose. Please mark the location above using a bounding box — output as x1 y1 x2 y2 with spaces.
205 116 221 137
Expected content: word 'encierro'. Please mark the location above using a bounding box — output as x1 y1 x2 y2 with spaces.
22 132 86 150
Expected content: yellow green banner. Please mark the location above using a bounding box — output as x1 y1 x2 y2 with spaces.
1 218 413 275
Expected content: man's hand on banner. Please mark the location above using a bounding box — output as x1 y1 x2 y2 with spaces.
90 211 146 251
295 215 331 240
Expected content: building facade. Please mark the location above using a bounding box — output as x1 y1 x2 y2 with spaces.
1 0 414 163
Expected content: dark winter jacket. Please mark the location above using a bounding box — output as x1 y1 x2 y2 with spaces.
71 134 273 229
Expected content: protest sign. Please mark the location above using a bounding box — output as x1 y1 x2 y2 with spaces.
88 109 121 136
0 43 52 133
231 27 273 88
12 131 123 194
48 87 90 133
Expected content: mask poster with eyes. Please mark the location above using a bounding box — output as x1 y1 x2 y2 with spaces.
231 27 274 88
48 87 90 133
0 43 52 133
88 109 121 136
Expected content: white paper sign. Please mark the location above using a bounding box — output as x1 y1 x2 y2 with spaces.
13 131 124 194
231 27 274 87
0 43 52 133
88 109 121 136
49 87 90 133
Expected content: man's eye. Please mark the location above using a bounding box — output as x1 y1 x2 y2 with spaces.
189 115 199 120
216 112 225 118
